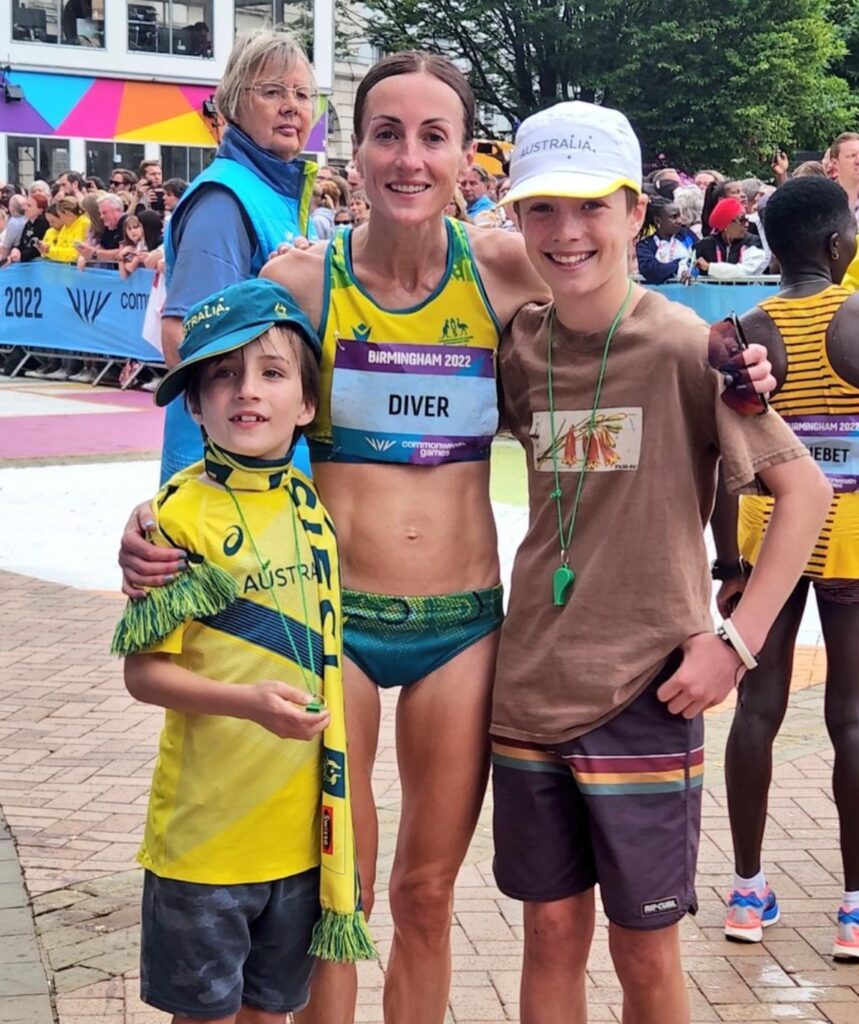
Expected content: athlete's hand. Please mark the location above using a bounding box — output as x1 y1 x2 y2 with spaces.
657 633 745 719
716 576 748 618
118 501 187 599
244 681 330 740
741 344 775 396
269 236 311 259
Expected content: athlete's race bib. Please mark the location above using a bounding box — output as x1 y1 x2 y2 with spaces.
785 414 859 493
330 339 499 465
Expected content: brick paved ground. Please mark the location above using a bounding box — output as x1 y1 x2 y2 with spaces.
1 570 857 1023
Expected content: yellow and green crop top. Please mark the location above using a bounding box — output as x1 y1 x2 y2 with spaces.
307 217 501 465
739 285 859 579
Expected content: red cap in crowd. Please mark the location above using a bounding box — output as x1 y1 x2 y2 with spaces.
709 197 745 232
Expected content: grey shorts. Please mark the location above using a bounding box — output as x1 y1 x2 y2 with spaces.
140 867 320 1019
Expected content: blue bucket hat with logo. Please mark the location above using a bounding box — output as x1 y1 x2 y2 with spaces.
155 278 321 408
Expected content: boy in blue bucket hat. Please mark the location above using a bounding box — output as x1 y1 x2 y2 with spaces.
112 277 374 1022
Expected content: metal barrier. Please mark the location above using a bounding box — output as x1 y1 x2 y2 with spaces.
0 260 162 366
644 276 781 320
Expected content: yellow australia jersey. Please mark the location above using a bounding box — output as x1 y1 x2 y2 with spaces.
739 285 859 579
130 463 340 884
307 217 501 466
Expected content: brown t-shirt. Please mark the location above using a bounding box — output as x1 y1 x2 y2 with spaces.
492 289 809 745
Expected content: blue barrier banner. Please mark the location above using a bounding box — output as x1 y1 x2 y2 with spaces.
647 281 780 321
0 261 162 361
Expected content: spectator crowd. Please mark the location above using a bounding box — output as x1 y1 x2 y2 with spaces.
0 160 187 387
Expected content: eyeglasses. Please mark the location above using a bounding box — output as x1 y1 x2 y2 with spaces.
110 180 125 187
244 83 318 108
707 314 769 416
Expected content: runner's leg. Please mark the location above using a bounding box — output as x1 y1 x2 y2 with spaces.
609 922 687 1024
818 595 859 889
295 659 381 1024
520 892 594 1024
383 629 498 1024
725 579 809 876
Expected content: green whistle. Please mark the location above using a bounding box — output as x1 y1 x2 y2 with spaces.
553 564 575 606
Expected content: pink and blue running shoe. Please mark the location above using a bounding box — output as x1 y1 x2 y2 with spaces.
724 887 780 943
833 906 859 960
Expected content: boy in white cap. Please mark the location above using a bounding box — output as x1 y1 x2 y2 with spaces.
489 101 832 1022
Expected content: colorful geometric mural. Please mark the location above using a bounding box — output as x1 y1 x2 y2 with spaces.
0 71 328 151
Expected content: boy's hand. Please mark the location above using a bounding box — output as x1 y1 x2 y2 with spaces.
743 343 776 395
245 681 331 739
656 633 745 718
118 501 187 599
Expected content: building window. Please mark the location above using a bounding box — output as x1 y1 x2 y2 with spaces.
12 0 104 47
127 2 213 57
85 141 146 184
161 145 215 182
234 0 313 61
7 136 71 187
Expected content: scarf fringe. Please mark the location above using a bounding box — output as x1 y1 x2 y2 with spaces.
308 908 378 963
111 561 238 655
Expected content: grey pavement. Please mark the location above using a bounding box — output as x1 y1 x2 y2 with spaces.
1 570 857 1023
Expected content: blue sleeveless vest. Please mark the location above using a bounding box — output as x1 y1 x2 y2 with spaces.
165 149 317 281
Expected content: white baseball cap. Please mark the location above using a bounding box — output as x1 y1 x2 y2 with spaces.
500 101 642 206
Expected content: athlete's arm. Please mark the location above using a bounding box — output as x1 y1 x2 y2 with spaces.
710 463 747 617
125 653 329 739
118 502 185 598
259 243 329 329
739 306 787 392
467 226 551 331
827 292 859 387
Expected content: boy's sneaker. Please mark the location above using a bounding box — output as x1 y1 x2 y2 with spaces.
833 906 859 960
724 887 780 943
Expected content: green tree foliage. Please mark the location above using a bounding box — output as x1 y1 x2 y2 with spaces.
361 0 855 172
830 0 859 93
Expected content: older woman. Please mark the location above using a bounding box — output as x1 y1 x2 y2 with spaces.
158 27 318 483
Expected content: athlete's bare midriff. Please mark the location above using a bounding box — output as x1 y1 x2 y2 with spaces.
312 459 499 595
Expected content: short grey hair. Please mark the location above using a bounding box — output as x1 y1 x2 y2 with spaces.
673 185 704 229
98 193 125 212
30 180 51 197
215 28 313 126
738 177 763 205
8 195 26 216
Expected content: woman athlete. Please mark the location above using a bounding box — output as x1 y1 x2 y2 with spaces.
120 52 774 1024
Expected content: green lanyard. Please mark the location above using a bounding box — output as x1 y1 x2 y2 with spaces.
224 483 322 706
546 279 634 606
